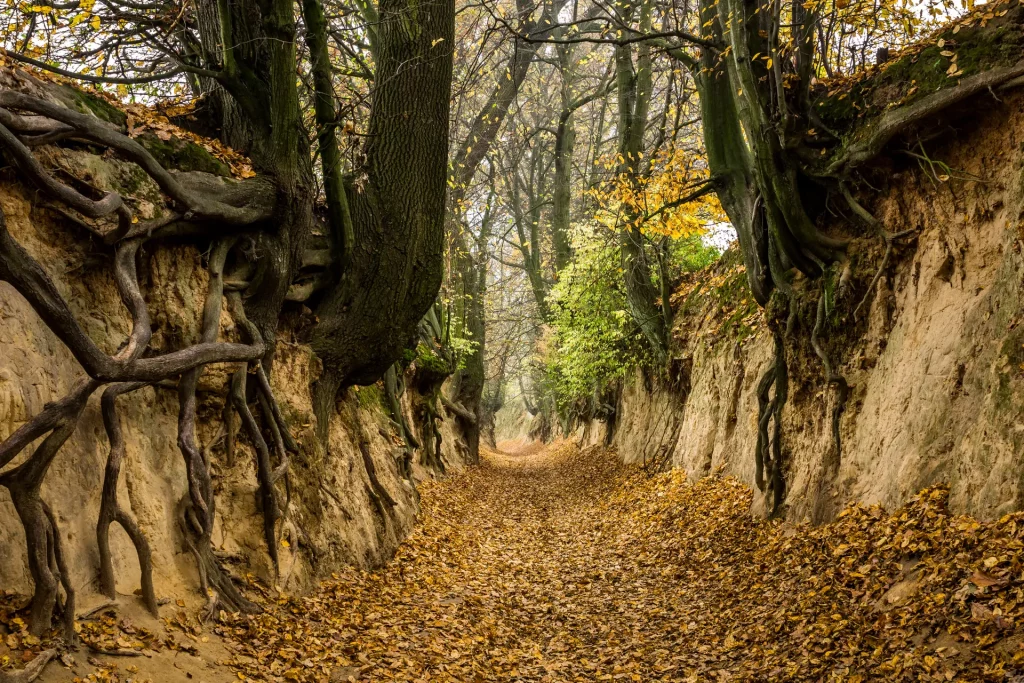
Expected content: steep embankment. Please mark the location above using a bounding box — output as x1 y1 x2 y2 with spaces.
0 66 469 614
582 88 1024 522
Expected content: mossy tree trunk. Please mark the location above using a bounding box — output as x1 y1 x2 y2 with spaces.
614 0 670 361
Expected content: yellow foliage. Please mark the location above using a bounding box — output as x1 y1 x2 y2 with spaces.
591 147 726 239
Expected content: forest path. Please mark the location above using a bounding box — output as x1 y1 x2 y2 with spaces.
34 441 1024 682
229 442 696 681
215 440 1024 682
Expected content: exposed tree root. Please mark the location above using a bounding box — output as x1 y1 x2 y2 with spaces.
418 396 447 474
255 365 299 454
811 292 850 466
226 291 292 574
753 363 776 493
384 365 417 478
0 88 273 631
176 497 258 615
348 401 397 511
41 501 76 643
754 330 789 516
0 7 447 634
77 601 119 620
230 367 281 575
441 395 477 423
98 382 158 616
172 242 265 607
0 91 273 226
840 184 918 319
84 643 144 657
0 384 90 640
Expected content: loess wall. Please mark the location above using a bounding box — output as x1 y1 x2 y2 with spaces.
0 157 469 603
581 91 1024 523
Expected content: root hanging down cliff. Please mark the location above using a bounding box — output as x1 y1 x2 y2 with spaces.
0 20 465 648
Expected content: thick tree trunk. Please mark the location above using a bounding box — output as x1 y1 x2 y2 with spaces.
311 0 454 397
694 18 771 305
551 109 575 273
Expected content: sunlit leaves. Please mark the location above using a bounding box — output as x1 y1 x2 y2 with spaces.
591 147 725 239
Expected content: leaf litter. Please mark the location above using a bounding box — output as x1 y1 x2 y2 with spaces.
213 443 1023 682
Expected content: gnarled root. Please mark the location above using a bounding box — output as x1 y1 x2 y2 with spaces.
225 291 294 574
348 400 397 515
416 397 446 474
754 330 789 516
175 242 261 613
0 384 91 641
0 649 56 683
811 292 851 466
230 366 281 575
840 183 918 319
98 382 158 616
0 93 278 634
176 497 259 615
384 364 417 478
754 363 776 493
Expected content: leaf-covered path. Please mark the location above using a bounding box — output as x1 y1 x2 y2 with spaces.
221 443 1024 682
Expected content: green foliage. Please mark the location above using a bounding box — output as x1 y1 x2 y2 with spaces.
544 224 720 410
669 234 721 273
545 225 636 409
448 335 480 371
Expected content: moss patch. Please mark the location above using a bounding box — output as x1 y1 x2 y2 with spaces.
415 342 450 376
136 133 232 176
58 85 128 128
355 384 385 411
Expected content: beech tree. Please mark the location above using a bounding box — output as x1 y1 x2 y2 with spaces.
0 0 453 635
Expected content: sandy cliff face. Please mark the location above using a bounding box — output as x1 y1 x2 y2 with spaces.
582 92 1024 522
0 159 468 603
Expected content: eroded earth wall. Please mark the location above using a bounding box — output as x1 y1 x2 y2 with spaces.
582 92 1024 523
0 171 468 602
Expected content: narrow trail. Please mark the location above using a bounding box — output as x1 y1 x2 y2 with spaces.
217 442 1024 682
233 442 682 681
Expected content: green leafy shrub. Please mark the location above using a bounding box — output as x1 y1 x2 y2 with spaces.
543 224 720 412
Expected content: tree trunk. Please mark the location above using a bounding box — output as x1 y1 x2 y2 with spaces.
613 0 669 359
311 0 454 397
